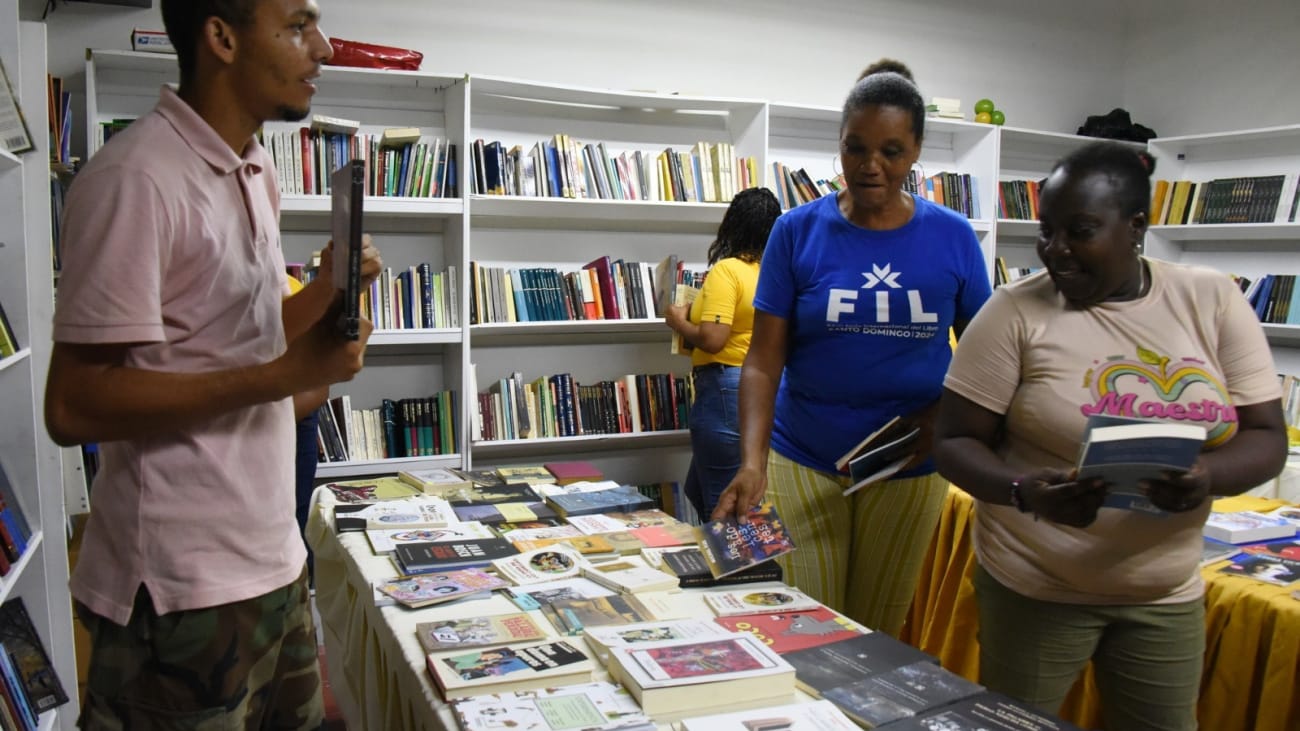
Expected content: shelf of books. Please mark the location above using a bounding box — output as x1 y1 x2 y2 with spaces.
1145 125 1300 371
1 5 77 728
471 430 691 458
316 455 463 481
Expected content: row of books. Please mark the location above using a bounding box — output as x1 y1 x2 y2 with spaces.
46 74 72 167
475 370 691 443
469 136 758 203
1202 507 1300 587
0 598 70 731
315 391 458 463
470 257 705 325
995 178 1043 220
992 256 1042 287
363 263 459 331
1236 273 1300 324
1151 174 1299 225
0 300 18 358
903 170 982 219
260 126 459 199
769 162 845 211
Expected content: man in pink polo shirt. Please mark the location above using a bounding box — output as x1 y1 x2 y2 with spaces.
44 1 377 728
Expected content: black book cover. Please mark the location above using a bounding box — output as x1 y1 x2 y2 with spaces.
394 537 518 573
886 690 1085 730
0 598 69 713
784 631 937 697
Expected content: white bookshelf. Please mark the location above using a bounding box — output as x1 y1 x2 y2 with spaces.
1 3 76 728
1145 125 1300 373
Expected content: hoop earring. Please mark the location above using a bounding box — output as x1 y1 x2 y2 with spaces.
912 161 927 184
832 154 842 178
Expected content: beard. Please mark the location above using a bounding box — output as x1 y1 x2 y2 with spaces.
277 104 311 122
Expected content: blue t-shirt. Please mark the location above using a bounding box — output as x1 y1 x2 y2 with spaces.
754 194 991 474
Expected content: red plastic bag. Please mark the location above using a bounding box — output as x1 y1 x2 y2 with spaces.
326 38 423 71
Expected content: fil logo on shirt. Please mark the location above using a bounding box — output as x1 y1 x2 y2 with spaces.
825 263 938 331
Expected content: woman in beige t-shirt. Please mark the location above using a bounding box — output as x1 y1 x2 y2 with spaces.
934 142 1287 731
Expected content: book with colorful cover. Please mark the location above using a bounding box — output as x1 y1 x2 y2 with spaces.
822 660 984 728
543 460 606 485
697 503 796 578
545 486 656 517
546 594 658 636
415 612 549 653
333 496 458 533
0 598 69 713
394 537 519 574
450 681 655 731
1217 552 1300 585
714 606 866 654
366 522 496 554
375 568 508 608
503 578 615 612
427 641 594 700
511 534 619 560
678 699 860 731
655 546 785 588
704 588 822 617
492 545 588 585
1203 510 1296 544
609 634 796 716
324 476 423 503
495 465 556 485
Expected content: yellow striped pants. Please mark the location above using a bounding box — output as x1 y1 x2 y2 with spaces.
764 449 948 636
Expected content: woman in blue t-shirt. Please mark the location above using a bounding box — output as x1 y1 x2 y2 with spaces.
713 59 991 636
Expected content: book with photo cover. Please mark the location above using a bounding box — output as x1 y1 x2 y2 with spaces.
0 598 69 713
1075 415 1206 512
450 681 655 731
678 699 860 731
697 503 796 579
782 632 937 698
427 640 594 700
834 416 920 496
715 606 866 654
822 660 985 727
374 568 508 609
415 612 549 653
1216 552 1300 586
656 546 785 588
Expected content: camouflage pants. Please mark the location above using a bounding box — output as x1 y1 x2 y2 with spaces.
77 568 324 731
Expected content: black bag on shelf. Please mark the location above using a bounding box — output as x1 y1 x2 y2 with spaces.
1076 108 1157 143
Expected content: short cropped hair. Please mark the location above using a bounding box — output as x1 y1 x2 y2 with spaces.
161 0 259 84
1051 142 1158 219
842 58 925 143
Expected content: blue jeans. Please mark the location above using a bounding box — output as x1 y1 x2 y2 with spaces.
684 363 742 520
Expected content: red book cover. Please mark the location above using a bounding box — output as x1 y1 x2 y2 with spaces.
582 256 620 319
543 461 605 485
714 607 865 654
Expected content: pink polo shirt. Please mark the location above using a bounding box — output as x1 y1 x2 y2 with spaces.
55 86 303 625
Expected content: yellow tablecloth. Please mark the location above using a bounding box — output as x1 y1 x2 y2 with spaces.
901 486 1300 731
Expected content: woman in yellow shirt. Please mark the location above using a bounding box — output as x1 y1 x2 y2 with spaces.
665 187 782 518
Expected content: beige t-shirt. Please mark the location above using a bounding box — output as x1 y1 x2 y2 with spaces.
944 258 1280 605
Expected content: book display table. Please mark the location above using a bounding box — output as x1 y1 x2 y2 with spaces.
902 486 1300 731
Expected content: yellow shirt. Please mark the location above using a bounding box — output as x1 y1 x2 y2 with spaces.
690 257 759 367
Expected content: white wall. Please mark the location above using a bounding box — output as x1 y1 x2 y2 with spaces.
44 0 1132 158
1121 0 1300 137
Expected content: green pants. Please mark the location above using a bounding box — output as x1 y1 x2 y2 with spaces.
77 567 323 731
763 449 949 636
974 564 1204 731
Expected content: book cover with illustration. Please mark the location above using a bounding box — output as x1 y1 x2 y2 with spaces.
428 641 594 700
0 598 69 713
704 588 822 617
504 578 615 612
884 691 1086 730
657 546 784 588
375 568 507 609
333 496 457 533
492 545 587 585
782 632 937 698
1203 510 1296 544
366 522 496 554
1217 552 1300 585
546 594 657 636
616 634 790 689
697 503 796 578
545 486 655 517
324 477 423 503
415 612 549 653
451 681 655 731
715 606 866 654
394 537 519 574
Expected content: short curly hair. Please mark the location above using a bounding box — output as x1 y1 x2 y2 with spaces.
161 0 259 84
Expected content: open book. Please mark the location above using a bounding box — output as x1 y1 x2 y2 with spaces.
1076 415 1206 513
834 416 920 496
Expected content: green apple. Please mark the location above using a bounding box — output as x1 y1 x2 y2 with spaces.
990 110 1006 125
974 98 995 115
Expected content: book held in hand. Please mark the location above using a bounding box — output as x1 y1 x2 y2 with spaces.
450 681 655 731
697 503 796 578
427 640 594 700
835 416 920 496
1075 415 1206 512
330 158 365 340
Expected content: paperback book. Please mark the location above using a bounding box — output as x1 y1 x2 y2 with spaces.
397 467 473 497
495 465 557 485
496 524 583 543
394 537 519 574
677 699 860 731
545 594 658 636
697 503 795 579
610 634 796 717
834 416 920 496
543 460 606 485
450 681 655 731
415 612 549 653
580 556 680 594
704 587 821 617
428 641 594 701
1216 552 1300 585
1202 511 1296 544
885 691 1086 730
582 619 734 656
782 632 937 698
656 546 784 588
715 606 866 654
822 660 984 727
511 534 620 561
1075 415 1206 512
375 568 507 608
0 598 69 713
366 522 496 554
504 578 615 612
324 477 423 503
334 496 458 533
492 545 588 585
544 486 655 517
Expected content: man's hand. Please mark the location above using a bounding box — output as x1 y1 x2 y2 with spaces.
316 234 384 290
